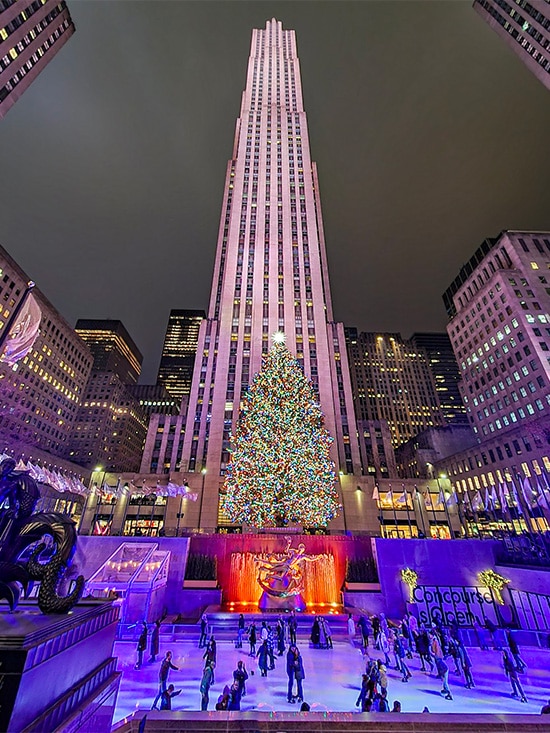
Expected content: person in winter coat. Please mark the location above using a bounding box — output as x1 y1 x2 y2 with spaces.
356 673 370 712
310 617 321 647
394 634 412 682
347 613 356 645
160 684 181 711
248 621 257 657
257 639 270 676
288 613 297 645
358 615 370 649
149 618 161 663
322 617 333 649
372 615 381 646
503 650 528 702
237 613 245 649
228 681 243 711
415 627 434 672
135 621 148 670
457 641 475 689
378 628 392 667
277 619 286 656
377 659 388 696
233 660 249 698
507 630 527 672
286 645 305 702
200 660 215 711
152 651 179 709
203 635 217 665
199 614 208 648
436 657 453 700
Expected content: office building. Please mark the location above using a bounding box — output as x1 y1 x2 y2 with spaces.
0 0 75 118
156 309 205 408
440 230 550 508
75 319 142 385
345 328 446 450
174 19 361 527
411 332 468 425
68 319 147 472
0 244 93 459
473 0 550 90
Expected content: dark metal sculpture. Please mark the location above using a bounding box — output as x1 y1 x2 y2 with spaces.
0 458 84 614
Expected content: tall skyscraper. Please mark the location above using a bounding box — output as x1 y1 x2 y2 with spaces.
473 0 550 90
177 19 361 527
345 328 446 449
411 332 468 425
0 0 75 119
157 309 205 407
75 319 142 385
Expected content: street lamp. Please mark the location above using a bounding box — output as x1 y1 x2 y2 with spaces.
197 468 207 531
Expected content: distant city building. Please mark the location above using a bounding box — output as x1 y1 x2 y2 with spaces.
75 319 142 385
127 384 179 418
0 0 75 118
411 332 468 425
395 424 478 479
67 371 148 472
68 319 147 472
345 328 446 450
441 230 550 490
0 244 93 459
473 0 550 91
156 309 205 408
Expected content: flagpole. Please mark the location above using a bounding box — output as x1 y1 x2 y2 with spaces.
414 485 428 538
427 485 438 537
436 475 453 538
402 484 414 537
0 280 35 353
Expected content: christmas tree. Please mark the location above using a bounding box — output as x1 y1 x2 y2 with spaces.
223 333 341 528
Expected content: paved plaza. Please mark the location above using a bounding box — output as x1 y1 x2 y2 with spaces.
113 634 550 723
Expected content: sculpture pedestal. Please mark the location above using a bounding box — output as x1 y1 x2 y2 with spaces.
258 591 306 612
0 600 120 733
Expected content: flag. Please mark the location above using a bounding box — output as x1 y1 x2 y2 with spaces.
472 490 484 511
484 488 491 509
371 486 379 501
384 489 394 506
512 485 523 515
395 490 408 505
446 489 457 506
522 477 534 506
491 486 498 508
0 293 42 366
435 491 445 510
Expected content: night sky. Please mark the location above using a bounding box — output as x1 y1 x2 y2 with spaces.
2 1 550 383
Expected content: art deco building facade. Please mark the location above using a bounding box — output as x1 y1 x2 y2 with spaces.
473 0 550 90
345 328 446 450
0 244 93 459
156 309 205 409
68 320 147 472
441 230 550 491
0 0 75 118
174 20 361 527
411 332 468 425
75 319 142 385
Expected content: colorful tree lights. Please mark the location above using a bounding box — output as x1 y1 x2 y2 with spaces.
223 337 340 528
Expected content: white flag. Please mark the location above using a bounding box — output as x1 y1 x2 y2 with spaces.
371 486 379 501
0 293 42 366
472 490 484 511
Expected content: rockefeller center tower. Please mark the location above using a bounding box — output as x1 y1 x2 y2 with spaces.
179 19 360 527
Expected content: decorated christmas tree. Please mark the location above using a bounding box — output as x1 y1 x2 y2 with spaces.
223 333 341 528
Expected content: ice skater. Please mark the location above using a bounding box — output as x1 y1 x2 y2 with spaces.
248 620 257 657
503 650 527 702
152 651 179 710
507 630 527 672
149 618 161 663
160 683 181 710
257 639 269 677
134 621 148 670
436 657 453 700
236 613 245 649
200 660 215 711
199 613 208 648
286 644 305 703
233 659 248 698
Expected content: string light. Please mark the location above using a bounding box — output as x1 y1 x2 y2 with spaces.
223 339 340 528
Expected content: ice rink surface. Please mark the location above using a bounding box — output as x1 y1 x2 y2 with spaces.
113 636 550 721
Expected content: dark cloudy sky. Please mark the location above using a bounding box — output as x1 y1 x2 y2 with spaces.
2 1 550 382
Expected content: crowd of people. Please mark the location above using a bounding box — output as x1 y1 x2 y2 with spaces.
130 608 537 713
